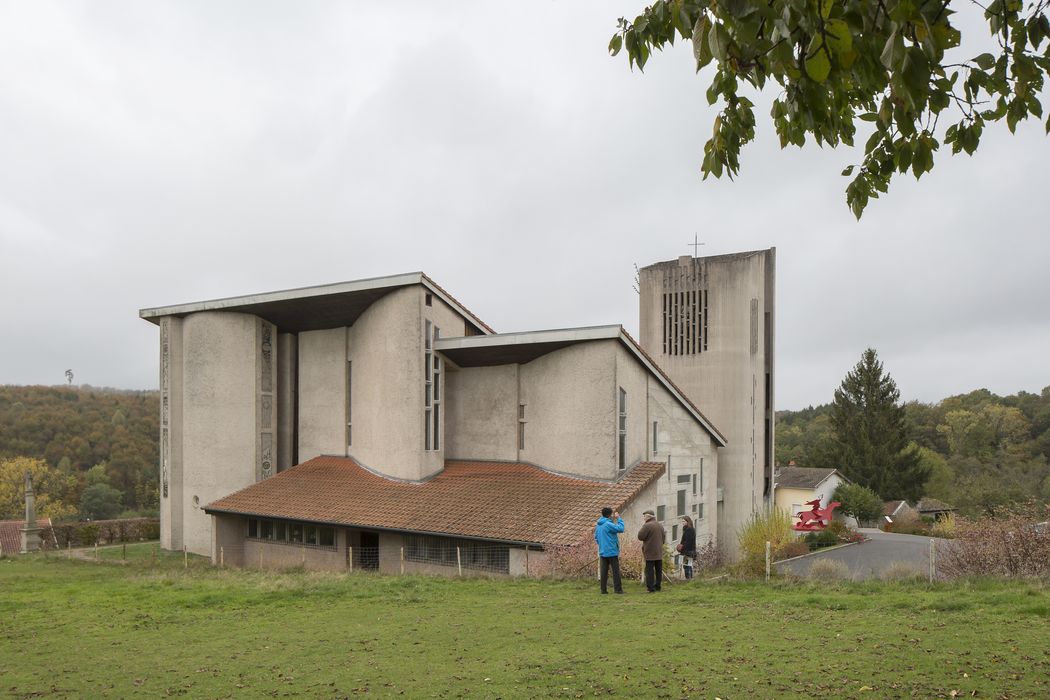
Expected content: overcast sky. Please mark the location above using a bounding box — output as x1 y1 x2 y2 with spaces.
1 1 1047 410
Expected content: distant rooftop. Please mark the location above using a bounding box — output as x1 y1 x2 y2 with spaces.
775 466 845 490
139 272 493 335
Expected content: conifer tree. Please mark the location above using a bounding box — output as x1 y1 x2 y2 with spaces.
830 348 928 500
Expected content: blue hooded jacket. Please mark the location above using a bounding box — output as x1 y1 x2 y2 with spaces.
594 516 626 557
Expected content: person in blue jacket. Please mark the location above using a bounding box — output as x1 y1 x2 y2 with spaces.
594 507 625 594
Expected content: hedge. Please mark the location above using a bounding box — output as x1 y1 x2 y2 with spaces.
42 518 160 548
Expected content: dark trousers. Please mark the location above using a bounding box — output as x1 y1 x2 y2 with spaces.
645 559 663 591
599 556 622 593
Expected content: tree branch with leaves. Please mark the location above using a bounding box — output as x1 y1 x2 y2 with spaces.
610 0 1050 218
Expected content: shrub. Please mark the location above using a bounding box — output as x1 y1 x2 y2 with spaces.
774 539 811 561
803 530 838 550
888 509 930 536
691 537 726 575
939 502 1050 579
881 561 924 582
808 559 851 582
41 518 160 548
738 508 795 560
931 513 956 539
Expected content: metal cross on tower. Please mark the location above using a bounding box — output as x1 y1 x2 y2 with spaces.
689 234 705 257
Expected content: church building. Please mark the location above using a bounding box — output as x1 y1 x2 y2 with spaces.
139 249 774 574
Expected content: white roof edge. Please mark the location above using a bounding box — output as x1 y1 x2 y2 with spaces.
418 277 493 335
614 330 727 447
139 272 424 320
434 325 622 350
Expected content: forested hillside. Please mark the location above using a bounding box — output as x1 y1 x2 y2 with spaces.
777 387 1050 516
0 385 158 519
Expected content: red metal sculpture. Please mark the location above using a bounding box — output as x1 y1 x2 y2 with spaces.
793 497 841 531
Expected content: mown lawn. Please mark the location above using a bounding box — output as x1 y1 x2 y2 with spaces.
1 554 1048 699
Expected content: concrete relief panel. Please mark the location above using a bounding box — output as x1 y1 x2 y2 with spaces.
444 365 518 462
258 320 276 480
297 327 347 461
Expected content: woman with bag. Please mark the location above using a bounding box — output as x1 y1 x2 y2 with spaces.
677 516 697 579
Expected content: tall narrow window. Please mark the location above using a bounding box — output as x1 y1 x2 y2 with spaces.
692 472 697 496
617 388 627 471
677 489 686 517
432 329 441 451
699 457 704 495
652 421 658 456
656 505 665 522
518 404 526 450
424 322 441 451
346 360 352 449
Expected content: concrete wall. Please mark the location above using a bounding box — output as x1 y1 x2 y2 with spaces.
638 250 774 557
297 327 347 461
211 514 245 567
519 341 618 478
444 364 519 462
176 312 273 556
159 317 184 551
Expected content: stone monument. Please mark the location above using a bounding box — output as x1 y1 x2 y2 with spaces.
19 471 42 554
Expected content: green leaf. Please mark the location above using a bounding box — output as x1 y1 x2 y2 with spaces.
881 30 903 70
825 19 853 57
841 165 855 176
818 0 834 20
708 22 728 62
973 53 996 70
805 36 831 83
692 14 713 69
609 34 623 56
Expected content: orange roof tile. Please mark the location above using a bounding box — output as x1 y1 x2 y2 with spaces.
0 518 52 554
204 457 664 547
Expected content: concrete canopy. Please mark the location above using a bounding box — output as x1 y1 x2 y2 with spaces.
139 272 492 335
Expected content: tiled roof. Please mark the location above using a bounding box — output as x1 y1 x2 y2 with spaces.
775 466 842 490
917 497 955 513
0 518 52 555
883 500 909 517
205 457 665 547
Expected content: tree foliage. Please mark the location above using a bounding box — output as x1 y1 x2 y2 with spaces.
80 482 124 521
829 348 928 500
832 481 884 523
778 384 1050 516
0 456 77 521
611 0 1050 217
0 386 158 514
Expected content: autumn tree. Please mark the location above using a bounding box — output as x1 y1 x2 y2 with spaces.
610 0 1050 217
0 456 77 521
829 348 928 499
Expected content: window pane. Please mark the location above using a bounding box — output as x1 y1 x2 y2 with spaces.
305 525 317 545
433 372 440 401
672 524 678 540
656 505 665 521
677 474 691 483
433 404 440 450
276 521 287 541
698 503 704 520
425 409 432 450
261 520 273 539
289 523 303 543
677 489 686 516
692 473 697 495
425 320 431 349
247 519 258 538
320 527 335 547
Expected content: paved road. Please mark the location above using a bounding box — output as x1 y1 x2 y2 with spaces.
775 529 949 580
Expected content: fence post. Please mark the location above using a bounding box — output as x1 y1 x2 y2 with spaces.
122 543 127 561
68 541 72 559
400 546 405 575
525 545 529 577
300 545 305 567
94 542 99 562
220 546 224 568
348 546 353 574
456 546 462 576
929 538 935 583
152 543 157 565
184 545 188 569
765 541 771 582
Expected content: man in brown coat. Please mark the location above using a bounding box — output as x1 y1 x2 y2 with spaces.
637 509 666 592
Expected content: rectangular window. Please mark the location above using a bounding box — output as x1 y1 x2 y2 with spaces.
692 473 697 496
319 527 335 547
247 519 258 538
424 322 441 452
652 421 658 455
618 387 627 471
677 489 686 517
305 525 317 546
433 403 441 450
260 520 273 540
677 474 690 484
425 409 432 450
672 524 678 541
518 404 526 450
698 502 704 520
275 521 287 541
289 522 303 543
346 360 352 448
425 292 433 307
700 458 704 495
656 505 665 522
425 319 432 349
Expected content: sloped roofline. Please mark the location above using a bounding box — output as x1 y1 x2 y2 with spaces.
435 325 727 447
138 272 495 335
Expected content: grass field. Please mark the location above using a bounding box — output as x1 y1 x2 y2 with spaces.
1 553 1048 699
